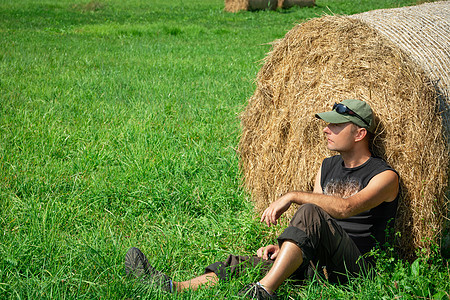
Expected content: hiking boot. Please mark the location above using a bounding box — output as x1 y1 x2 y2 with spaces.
238 283 277 299
124 247 172 292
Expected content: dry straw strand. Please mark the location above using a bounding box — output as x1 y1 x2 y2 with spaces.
239 2 449 260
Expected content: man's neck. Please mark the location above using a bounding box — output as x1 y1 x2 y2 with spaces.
339 148 372 168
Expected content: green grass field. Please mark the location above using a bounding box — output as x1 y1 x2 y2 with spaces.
1 0 449 298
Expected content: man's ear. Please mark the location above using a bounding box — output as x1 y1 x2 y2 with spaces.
354 127 367 142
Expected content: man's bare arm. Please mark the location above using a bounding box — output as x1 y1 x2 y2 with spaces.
261 169 398 226
313 165 323 194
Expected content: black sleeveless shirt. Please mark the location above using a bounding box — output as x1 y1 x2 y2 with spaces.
320 155 399 254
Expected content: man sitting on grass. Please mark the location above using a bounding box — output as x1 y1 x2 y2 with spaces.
125 99 399 299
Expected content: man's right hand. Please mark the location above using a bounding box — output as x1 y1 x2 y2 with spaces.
256 244 280 260
260 193 293 226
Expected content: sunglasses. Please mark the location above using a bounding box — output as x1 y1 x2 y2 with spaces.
333 103 370 127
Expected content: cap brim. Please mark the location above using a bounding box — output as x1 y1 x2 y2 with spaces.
315 111 351 124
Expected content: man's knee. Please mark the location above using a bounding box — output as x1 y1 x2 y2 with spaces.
298 203 321 214
290 203 325 227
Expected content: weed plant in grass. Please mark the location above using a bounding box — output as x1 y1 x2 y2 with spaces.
0 0 448 298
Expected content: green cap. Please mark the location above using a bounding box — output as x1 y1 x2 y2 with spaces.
315 99 375 133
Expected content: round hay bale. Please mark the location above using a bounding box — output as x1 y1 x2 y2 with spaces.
225 0 278 12
278 0 315 9
238 1 449 260
350 1 450 139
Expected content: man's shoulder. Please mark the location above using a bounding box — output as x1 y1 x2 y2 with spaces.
367 156 398 174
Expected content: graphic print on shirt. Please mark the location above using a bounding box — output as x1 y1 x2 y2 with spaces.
323 178 362 199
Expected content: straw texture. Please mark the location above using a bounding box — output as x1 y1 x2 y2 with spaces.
351 1 450 138
239 2 449 260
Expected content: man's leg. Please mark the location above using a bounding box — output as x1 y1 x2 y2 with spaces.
244 203 369 296
174 253 275 292
258 240 303 295
277 204 368 279
126 248 272 293
173 272 218 292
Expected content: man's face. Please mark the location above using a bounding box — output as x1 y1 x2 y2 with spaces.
323 122 358 152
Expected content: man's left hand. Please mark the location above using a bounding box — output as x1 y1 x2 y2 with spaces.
256 244 280 260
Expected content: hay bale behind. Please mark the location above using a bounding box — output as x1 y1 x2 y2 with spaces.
225 0 278 12
239 2 449 260
351 1 450 139
278 0 315 9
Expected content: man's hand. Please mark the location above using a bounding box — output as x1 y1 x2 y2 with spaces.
260 193 293 226
256 244 280 260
